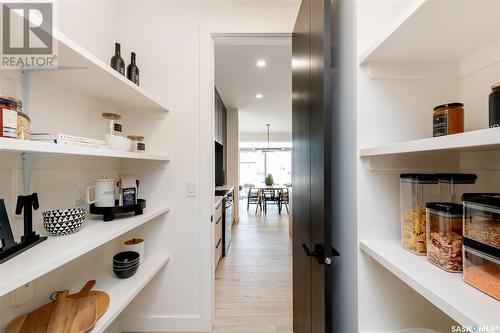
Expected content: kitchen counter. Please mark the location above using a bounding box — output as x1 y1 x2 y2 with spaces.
215 185 234 197
214 196 224 208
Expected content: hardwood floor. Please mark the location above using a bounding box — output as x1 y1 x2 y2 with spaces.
212 201 292 333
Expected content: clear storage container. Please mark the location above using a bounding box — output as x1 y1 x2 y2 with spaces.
426 202 463 272
400 174 438 255
436 173 477 203
463 237 500 300
462 193 500 249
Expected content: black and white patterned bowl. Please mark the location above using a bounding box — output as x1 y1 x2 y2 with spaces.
42 208 86 236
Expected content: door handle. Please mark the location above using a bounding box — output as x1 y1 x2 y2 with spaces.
302 244 340 265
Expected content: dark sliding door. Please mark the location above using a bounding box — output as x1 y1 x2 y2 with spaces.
292 0 338 332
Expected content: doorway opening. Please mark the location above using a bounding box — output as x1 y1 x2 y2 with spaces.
212 33 293 332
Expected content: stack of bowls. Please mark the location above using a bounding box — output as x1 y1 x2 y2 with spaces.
42 208 86 236
113 251 140 279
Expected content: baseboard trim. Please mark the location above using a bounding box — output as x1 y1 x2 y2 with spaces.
120 315 211 332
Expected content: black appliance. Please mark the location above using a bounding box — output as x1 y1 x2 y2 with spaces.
215 142 224 186
222 191 233 256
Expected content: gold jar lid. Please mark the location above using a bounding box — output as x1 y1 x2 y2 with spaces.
101 112 121 120
127 135 144 141
491 82 500 90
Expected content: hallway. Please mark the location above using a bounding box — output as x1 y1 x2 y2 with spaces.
212 202 293 333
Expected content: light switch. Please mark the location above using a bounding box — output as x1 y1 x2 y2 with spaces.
186 181 198 197
12 283 34 306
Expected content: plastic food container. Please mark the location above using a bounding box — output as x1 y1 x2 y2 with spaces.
436 173 476 203
426 202 463 272
463 193 500 249
463 237 500 300
400 174 438 255
433 103 464 137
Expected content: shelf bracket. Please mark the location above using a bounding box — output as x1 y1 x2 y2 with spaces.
22 153 33 195
21 69 32 116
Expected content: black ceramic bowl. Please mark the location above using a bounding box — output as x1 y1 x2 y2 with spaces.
113 251 140 264
113 265 139 279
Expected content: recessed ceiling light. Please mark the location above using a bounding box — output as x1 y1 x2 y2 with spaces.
256 93 263 99
257 60 267 68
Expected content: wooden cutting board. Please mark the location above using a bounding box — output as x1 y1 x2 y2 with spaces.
6 281 110 333
46 291 97 333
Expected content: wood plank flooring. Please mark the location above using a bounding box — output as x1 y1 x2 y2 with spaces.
212 201 292 333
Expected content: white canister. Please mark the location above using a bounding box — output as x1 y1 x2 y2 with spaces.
124 238 144 264
87 177 115 207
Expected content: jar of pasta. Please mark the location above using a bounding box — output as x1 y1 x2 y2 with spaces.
425 202 463 272
400 174 438 255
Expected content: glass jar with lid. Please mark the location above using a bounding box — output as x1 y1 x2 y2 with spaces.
436 173 477 203
0 96 18 138
463 193 500 249
400 174 438 255
426 202 463 272
433 103 464 137
127 135 145 153
102 112 123 136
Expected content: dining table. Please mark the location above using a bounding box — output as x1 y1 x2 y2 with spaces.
253 184 289 214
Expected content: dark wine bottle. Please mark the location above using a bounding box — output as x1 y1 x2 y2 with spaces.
127 52 140 86
110 43 125 76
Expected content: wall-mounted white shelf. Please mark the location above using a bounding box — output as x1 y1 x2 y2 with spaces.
0 138 170 162
0 204 170 297
359 239 499 327
27 29 169 112
359 0 500 64
359 128 500 157
92 255 170 332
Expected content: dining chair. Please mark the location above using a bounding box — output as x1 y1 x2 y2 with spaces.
262 188 281 214
246 185 261 212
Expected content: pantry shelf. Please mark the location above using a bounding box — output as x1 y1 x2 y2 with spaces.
359 128 500 157
0 138 170 161
359 0 500 64
28 28 169 112
0 204 170 297
91 254 170 332
359 239 499 327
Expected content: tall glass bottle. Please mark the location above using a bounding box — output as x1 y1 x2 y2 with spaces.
110 43 125 76
127 52 140 86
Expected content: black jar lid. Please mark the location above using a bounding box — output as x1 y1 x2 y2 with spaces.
463 237 500 259
436 173 477 184
433 103 464 111
400 173 438 183
462 193 500 208
425 202 463 217
0 96 17 108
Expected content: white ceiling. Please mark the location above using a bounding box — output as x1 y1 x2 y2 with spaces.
215 41 292 134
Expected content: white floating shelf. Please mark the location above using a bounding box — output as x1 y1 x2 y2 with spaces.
359 128 500 157
360 239 499 327
29 28 169 112
359 0 500 64
0 204 170 297
0 138 170 162
92 255 170 332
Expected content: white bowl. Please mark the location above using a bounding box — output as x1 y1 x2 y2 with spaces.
105 134 132 152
